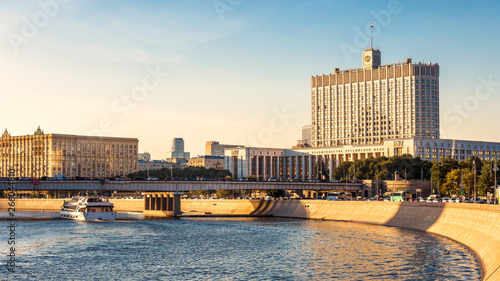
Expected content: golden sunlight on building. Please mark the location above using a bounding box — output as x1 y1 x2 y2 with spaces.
0 127 138 179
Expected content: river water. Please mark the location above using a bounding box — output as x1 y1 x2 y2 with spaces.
0 212 480 280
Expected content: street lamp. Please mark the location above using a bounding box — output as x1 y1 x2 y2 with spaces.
404 165 411 200
494 163 498 205
473 158 477 204
421 164 424 182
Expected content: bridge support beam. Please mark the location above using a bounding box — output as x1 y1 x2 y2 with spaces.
143 192 182 217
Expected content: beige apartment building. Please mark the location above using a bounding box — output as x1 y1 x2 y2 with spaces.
205 141 241 157
311 48 440 147
188 155 225 169
0 127 138 179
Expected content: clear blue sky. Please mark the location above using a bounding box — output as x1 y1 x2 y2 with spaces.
1 0 500 158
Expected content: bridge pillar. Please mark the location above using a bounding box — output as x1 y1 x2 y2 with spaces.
168 195 173 211
157 194 163 211
144 195 150 210
143 192 181 217
150 195 156 210
173 192 182 216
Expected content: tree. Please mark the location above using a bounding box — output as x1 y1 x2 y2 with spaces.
217 190 232 198
312 157 329 181
268 190 284 198
477 162 494 197
431 156 459 190
441 169 466 196
127 166 232 180
332 161 352 180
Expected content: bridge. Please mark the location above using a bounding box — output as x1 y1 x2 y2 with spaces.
1 180 364 218
0 180 363 192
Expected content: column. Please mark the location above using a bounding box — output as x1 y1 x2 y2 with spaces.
302 155 306 181
329 155 333 181
276 156 281 180
288 156 292 181
249 155 253 178
144 194 150 210
158 194 163 211
308 155 313 181
150 194 156 211
256 155 260 180
238 157 243 179
284 156 288 181
162 195 167 211
155 194 161 211
269 156 273 178
173 193 181 216
167 194 173 211
263 155 267 180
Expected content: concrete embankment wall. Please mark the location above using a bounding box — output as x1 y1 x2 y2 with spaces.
182 199 500 281
0 199 143 212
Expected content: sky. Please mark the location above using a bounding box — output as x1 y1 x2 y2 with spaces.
1 0 500 159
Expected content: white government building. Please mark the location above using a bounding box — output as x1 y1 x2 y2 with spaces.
225 48 500 181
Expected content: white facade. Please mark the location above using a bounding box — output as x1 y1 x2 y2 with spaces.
225 147 317 181
312 50 440 147
295 137 500 163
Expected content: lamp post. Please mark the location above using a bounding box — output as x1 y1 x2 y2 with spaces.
494 163 498 205
473 159 477 204
467 164 471 202
460 172 464 202
437 163 441 195
404 165 411 201
421 164 424 182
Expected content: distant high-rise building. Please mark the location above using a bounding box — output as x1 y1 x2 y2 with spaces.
169 138 190 159
311 49 439 147
205 141 241 157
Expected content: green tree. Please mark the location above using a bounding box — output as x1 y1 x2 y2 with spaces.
441 169 467 196
477 162 494 196
217 190 232 198
268 190 284 198
332 161 352 180
431 156 459 191
312 157 329 181
127 166 231 180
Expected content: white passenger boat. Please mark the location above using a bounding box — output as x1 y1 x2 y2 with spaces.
60 197 116 221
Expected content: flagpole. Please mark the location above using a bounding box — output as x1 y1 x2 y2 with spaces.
370 22 373 49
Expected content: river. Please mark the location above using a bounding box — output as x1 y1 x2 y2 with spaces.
0 212 480 280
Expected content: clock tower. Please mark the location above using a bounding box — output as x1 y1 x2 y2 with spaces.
362 48 381 70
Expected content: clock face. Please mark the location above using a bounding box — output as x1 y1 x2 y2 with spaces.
364 55 371 63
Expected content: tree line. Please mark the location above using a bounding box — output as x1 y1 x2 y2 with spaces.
127 166 231 180
314 155 499 197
